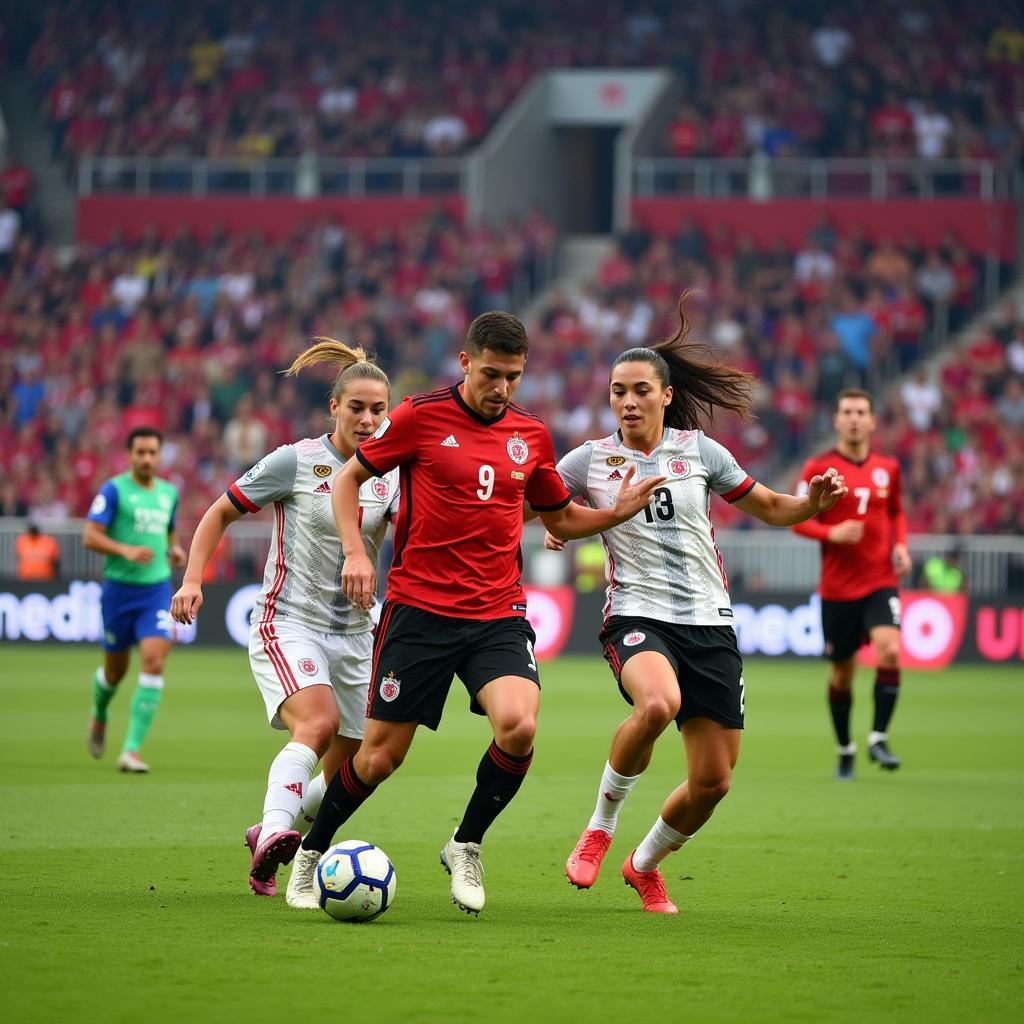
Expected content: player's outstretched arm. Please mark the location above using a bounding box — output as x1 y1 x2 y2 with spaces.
171 494 244 624
334 458 376 610
539 465 665 540
735 468 847 527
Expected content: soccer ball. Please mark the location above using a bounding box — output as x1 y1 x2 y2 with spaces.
316 840 396 922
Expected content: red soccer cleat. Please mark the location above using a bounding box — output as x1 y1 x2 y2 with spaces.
622 850 679 914
245 824 301 897
566 828 613 889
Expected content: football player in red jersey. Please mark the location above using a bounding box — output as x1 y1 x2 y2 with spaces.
287 311 664 916
794 389 912 780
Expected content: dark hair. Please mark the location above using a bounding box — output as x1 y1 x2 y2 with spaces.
610 293 755 430
836 387 874 412
464 311 530 357
126 426 163 449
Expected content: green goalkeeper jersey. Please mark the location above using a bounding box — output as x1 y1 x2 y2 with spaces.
86 473 179 585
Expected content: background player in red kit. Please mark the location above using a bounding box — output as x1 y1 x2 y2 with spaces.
794 388 911 780
286 311 664 915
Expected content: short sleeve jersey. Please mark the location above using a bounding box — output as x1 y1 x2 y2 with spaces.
796 449 904 601
87 473 178 585
557 429 754 626
356 385 571 620
227 435 399 635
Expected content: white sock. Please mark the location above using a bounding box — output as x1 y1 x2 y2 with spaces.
95 666 114 690
137 671 164 690
587 761 642 834
632 817 691 872
260 742 318 838
294 771 327 827
838 742 856 755
868 731 888 746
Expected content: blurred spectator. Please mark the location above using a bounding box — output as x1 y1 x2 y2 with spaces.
923 547 965 593
15 520 61 581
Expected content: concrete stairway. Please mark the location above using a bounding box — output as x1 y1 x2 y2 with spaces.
0 66 77 247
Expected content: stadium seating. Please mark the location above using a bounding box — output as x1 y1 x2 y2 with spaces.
26 1 1019 164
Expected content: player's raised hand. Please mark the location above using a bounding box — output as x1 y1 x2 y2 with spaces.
124 544 155 565
544 531 567 551
828 520 864 544
611 465 667 521
807 467 847 513
342 550 376 610
171 581 203 624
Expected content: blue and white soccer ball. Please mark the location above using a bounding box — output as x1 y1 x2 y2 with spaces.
316 840 396 922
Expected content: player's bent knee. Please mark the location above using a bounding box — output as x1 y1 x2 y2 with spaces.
295 715 338 754
695 775 731 806
357 746 403 786
634 698 677 734
495 717 536 756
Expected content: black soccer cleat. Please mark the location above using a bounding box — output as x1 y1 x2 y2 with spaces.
868 740 901 771
835 753 855 781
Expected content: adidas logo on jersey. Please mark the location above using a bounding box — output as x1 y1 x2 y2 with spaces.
313 480 331 494
441 434 460 448
608 469 623 481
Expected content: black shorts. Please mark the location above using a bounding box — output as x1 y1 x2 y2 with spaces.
367 601 541 731
821 587 901 663
599 616 744 730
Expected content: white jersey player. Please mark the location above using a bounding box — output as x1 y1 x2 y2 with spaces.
555 427 753 626
553 298 846 913
171 338 396 898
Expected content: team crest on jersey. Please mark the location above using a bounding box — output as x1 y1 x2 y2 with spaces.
606 456 626 467
298 658 318 676
507 432 529 465
623 630 646 647
380 671 401 702
668 457 690 478
372 479 389 500
313 464 332 478
872 467 890 488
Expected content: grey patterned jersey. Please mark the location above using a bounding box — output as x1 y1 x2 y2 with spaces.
556 429 755 626
228 435 399 635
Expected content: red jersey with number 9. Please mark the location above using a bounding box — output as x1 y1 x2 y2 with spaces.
793 449 907 601
356 385 571 619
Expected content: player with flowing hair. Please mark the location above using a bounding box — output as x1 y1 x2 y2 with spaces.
551 295 846 912
171 339 398 897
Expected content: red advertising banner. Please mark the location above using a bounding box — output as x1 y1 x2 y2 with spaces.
76 195 466 244
630 198 1016 260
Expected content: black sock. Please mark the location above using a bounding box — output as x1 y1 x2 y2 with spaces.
828 684 852 747
454 742 533 844
302 756 376 852
873 668 900 734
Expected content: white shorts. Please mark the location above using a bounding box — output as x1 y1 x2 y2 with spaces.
248 619 372 739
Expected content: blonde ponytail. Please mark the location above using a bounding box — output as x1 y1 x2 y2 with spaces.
284 336 390 403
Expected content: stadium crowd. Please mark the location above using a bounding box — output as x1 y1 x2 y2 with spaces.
0 204 1020 542
24 0 1022 166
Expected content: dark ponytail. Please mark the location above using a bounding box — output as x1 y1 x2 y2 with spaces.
611 292 755 430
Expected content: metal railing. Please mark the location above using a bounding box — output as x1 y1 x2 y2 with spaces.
78 156 467 198
2 520 1021 597
632 157 1019 202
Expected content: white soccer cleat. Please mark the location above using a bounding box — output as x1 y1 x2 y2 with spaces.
440 834 485 915
286 846 322 910
116 750 150 773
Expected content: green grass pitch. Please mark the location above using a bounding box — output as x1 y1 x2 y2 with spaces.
0 646 1021 1024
